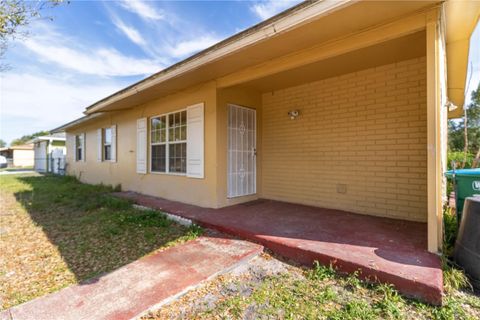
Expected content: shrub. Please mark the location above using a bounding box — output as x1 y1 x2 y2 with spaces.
447 151 475 170
443 259 471 293
442 206 458 256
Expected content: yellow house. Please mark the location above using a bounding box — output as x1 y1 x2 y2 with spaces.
53 0 479 255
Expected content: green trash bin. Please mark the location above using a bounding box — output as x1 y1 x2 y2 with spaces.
445 168 480 223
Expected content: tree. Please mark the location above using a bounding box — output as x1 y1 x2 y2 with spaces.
469 87 480 168
10 130 50 146
0 0 65 69
448 83 480 168
0 139 6 148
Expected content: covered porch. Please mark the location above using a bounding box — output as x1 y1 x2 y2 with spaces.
217 27 443 251
116 192 443 305
207 11 447 304
211 2 458 259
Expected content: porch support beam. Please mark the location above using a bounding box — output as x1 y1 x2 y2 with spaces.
426 7 443 254
217 10 428 88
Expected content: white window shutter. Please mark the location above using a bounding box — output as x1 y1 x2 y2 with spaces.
81 132 86 162
136 118 147 174
111 125 117 163
72 134 77 161
97 128 102 162
186 103 204 178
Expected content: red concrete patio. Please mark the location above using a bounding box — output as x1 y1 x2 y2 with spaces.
117 192 443 305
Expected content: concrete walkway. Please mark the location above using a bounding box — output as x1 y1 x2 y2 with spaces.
116 192 443 305
0 170 36 175
1 234 262 320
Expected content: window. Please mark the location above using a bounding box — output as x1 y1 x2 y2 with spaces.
75 134 83 161
150 110 187 174
103 128 112 161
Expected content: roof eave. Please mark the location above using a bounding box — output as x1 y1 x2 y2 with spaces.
445 0 480 117
51 113 105 133
30 136 66 144
84 0 354 115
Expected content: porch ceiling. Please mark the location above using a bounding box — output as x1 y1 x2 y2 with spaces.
233 31 426 93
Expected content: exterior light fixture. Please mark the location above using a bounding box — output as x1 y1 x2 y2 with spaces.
446 100 458 112
288 110 300 120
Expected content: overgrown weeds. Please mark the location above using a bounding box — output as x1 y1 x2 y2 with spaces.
443 206 458 256
180 258 480 320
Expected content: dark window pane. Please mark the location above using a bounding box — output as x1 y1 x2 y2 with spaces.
180 143 186 172
160 116 166 129
104 145 111 160
175 127 180 141
169 144 175 173
180 126 186 140
181 143 186 158
169 143 186 173
151 130 157 143
151 145 166 172
75 135 83 161
168 144 173 172
180 111 186 125
160 130 166 142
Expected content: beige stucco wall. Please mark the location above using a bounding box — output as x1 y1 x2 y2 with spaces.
261 57 428 222
66 81 219 208
13 149 34 167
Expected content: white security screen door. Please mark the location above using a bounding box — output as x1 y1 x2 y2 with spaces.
228 104 256 198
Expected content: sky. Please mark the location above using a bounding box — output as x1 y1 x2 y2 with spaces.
465 22 480 107
0 0 302 145
0 0 478 145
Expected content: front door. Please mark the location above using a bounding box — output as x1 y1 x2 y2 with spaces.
227 104 256 198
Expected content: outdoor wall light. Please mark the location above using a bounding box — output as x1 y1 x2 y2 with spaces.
288 110 300 120
445 100 458 112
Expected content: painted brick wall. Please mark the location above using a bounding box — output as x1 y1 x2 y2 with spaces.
261 57 427 222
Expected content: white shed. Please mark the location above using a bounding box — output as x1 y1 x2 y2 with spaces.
32 133 67 173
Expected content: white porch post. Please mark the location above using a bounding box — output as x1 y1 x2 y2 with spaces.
426 7 444 253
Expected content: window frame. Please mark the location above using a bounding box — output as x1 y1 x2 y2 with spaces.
149 109 187 175
103 128 112 161
75 134 84 162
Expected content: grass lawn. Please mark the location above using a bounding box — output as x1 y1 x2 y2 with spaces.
144 253 480 320
0 173 202 310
